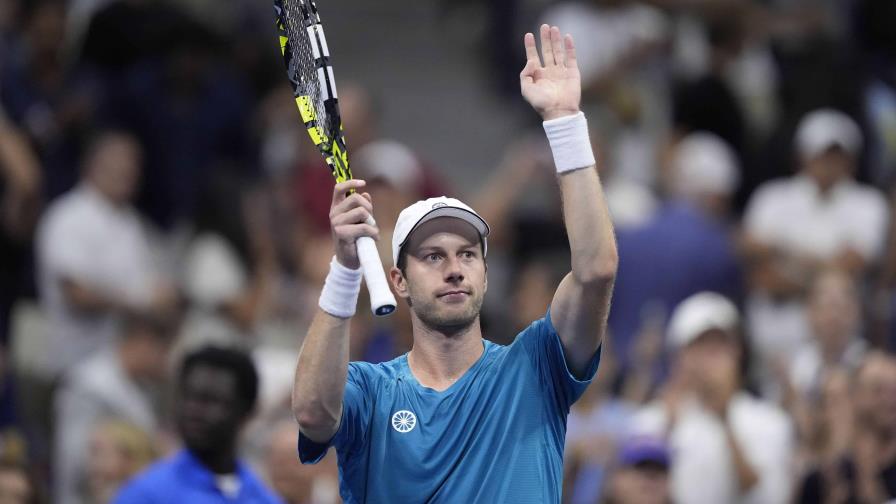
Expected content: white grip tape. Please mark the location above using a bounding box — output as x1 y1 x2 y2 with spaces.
542 112 596 173
358 215 397 316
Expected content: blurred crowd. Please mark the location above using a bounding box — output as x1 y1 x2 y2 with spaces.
0 0 895 503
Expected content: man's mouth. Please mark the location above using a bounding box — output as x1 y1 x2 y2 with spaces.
437 290 470 300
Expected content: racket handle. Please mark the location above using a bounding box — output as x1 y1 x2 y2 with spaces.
356 228 397 316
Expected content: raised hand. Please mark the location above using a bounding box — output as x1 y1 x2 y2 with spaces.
329 179 377 270
520 25 581 121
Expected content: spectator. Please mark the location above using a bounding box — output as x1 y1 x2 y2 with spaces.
0 110 41 345
178 173 277 352
113 346 282 503
600 436 671 504
84 420 157 504
610 132 743 366
594 128 657 230
292 82 449 237
671 15 748 168
788 268 867 400
795 351 896 503
36 130 176 376
1 0 98 199
54 311 174 504
539 0 668 98
631 292 793 504
102 21 253 228
564 341 639 504
743 109 889 396
0 461 37 504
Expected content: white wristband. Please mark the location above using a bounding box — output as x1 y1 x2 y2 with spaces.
542 112 596 173
318 256 363 318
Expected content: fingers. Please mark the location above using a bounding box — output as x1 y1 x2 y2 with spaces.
330 193 373 235
334 223 379 243
331 205 372 228
331 179 366 205
330 191 373 222
523 32 539 64
564 33 577 69
550 26 564 67
539 24 553 66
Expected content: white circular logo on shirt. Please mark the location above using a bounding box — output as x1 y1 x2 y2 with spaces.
391 410 417 433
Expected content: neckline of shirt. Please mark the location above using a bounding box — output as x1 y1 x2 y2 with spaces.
400 340 492 396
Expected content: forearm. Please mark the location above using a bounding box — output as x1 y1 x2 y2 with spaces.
558 167 618 284
61 278 127 314
546 116 618 373
723 423 760 493
292 309 351 442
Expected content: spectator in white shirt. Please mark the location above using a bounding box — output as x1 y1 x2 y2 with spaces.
54 311 173 504
36 130 176 376
742 109 889 396
631 292 794 504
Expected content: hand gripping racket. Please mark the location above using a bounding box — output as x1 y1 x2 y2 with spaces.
274 0 396 316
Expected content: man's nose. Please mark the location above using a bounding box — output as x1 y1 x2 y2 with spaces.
444 256 465 283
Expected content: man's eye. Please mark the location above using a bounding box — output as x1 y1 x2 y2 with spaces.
426 253 441 262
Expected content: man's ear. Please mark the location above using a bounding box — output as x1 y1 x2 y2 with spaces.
390 267 409 300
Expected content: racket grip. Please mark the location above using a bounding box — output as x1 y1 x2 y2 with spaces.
356 232 397 317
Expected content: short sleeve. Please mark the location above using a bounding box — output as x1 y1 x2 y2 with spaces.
515 309 601 413
843 189 889 260
298 362 374 464
41 210 94 282
741 411 795 504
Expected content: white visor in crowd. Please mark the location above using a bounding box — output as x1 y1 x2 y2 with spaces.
795 108 862 160
668 291 740 349
392 196 490 267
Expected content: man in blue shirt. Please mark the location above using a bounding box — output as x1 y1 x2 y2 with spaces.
114 347 282 503
293 25 617 502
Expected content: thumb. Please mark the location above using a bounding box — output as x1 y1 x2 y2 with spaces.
519 59 539 83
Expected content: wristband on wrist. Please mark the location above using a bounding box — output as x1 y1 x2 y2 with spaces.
318 256 363 318
542 111 596 173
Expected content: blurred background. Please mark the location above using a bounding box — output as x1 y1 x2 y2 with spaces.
1 0 895 502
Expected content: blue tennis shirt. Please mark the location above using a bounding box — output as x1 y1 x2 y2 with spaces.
299 310 602 503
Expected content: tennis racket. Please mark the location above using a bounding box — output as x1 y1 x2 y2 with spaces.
274 0 396 316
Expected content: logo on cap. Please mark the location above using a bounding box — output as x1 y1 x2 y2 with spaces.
432 202 447 209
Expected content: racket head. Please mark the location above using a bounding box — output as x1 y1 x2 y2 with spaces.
274 0 350 182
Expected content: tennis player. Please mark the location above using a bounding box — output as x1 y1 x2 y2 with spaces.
293 24 617 502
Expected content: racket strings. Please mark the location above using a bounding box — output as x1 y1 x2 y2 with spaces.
280 0 333 141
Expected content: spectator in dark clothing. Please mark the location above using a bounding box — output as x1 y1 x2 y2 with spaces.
102 26 254 228
795 351 896 503
1 0 99 200
113 346 282 503
78 0 196 73
0 111 41 344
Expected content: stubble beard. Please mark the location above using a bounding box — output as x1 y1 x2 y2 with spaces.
409 287 484 336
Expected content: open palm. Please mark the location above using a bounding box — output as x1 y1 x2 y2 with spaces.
520 25 581 121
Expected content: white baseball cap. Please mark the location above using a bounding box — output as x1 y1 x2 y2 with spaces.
668 292 740 349
672 132 740 197
795 109 862 160
392 196 490 267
